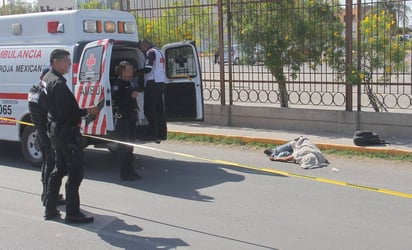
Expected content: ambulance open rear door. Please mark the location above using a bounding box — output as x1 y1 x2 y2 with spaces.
75 39 114 136
163 41 204 121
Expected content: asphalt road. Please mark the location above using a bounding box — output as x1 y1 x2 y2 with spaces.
0 140 411 250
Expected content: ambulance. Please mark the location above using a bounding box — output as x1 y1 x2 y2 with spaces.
0 10 204 166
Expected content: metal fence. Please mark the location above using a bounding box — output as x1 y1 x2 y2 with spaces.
128 0 412 113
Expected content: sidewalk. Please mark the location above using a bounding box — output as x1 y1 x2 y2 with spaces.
168 122 412 156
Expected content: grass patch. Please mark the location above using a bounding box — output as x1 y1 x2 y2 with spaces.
322 148 412 162
169 132 247 146
168 132 412 162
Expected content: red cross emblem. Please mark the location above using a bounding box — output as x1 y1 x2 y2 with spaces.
86 53 96 71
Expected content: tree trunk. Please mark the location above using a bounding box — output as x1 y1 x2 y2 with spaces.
365 84 387 112
272 65 289 108
278 79 289 108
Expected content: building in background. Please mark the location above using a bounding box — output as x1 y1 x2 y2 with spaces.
37 0 130 11
38 0 77 11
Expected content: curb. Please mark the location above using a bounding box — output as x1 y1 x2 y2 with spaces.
169 130 412 157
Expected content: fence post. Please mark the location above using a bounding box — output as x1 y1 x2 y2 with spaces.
345 0 353 111
218 0 226 105
226 0 233 106
356 0 362 111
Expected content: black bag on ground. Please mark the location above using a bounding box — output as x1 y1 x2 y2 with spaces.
353 131 386 146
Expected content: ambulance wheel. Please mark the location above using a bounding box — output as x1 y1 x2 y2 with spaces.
21 126 42 167
234 57 240 65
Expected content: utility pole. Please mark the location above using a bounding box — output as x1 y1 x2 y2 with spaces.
2 0 7 15
119 0 123 10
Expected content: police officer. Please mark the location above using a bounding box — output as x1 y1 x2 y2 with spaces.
137 39 167 142
43 49 99 223
28 67 64 206
112 61 141 181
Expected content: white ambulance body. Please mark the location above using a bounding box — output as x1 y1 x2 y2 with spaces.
0 10 204 165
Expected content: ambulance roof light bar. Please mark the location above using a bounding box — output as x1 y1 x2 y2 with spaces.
83 20 135 34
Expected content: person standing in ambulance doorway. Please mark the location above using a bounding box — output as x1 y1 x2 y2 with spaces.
43 49 99 223
112 61 141 181
137 39 167 142
28 67 64 207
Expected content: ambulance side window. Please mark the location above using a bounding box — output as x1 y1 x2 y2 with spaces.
165 46 197 78
79 46 104 81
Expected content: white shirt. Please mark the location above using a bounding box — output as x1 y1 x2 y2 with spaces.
144 47 166 83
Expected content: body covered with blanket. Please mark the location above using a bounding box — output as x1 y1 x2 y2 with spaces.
266 136 328 169
290 136 328 169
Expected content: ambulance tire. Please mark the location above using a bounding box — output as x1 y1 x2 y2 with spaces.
21 126 42 167
234 57 240 65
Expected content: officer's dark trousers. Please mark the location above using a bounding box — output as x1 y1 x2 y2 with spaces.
115 115 136 177
45 127 83 216
144 81 167 140
36 127 55 202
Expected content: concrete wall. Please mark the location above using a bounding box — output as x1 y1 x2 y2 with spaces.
203 104 412 138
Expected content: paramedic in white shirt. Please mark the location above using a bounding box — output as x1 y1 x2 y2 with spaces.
137 39 167 142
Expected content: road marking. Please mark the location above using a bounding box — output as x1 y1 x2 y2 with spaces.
133 144 412 200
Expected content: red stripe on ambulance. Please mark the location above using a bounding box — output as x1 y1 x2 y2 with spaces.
0 93 27 100
0 117 16 125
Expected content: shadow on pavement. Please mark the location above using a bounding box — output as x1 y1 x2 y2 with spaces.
0 141 287 203
78 211 188 249
42 207 188 249
83 147 286 202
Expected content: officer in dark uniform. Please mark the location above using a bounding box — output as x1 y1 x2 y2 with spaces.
28 67 64 206
112 61 141 181
43 49 99 223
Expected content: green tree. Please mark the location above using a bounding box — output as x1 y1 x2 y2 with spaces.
379 0 411 27
356 9 408 112
136 0 215 49
232 0 345 107
78 0 110 10
2 0 36 15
